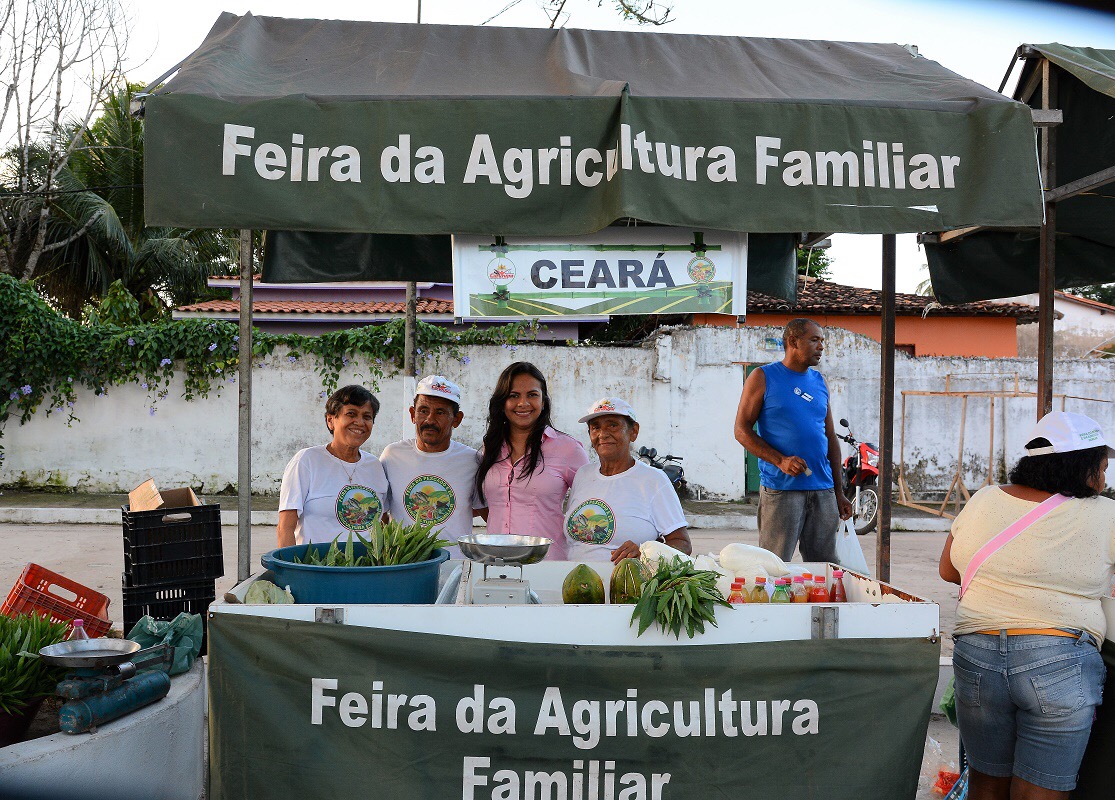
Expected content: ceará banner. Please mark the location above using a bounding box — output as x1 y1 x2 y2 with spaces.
452 228 746 320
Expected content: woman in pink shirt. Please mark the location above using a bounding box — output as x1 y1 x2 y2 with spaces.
476 362 588 559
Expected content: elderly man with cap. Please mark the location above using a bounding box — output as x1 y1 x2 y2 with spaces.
562 397 691 563
939 410 1115 800
380 375 485 552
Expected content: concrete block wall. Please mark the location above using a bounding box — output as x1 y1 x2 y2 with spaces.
4 327 1113 498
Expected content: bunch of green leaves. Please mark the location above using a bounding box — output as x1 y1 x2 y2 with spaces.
293 521 450 568
630 557 731 639
0 613 70 714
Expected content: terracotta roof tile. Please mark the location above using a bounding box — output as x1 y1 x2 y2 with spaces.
748 277 1039 322
177 299 453 314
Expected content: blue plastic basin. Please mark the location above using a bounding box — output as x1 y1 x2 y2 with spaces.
260 544 449 604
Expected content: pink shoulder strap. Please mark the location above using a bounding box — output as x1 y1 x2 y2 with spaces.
959 493 1070 599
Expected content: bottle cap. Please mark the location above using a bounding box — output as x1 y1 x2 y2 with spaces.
802 572 813 581
833 569 844 577
755 576 766 584
793 576 804 583
73 619 84 627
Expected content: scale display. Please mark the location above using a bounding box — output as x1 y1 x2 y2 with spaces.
453 228 747 320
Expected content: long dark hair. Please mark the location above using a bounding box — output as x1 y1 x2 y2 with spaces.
1008 438 1108 498
476 362 556 504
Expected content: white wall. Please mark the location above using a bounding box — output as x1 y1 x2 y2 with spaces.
4 327 1114 499
1001 292 1115 358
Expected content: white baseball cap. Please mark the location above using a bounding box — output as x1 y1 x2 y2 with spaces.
578 397 637 424
415 375 461 405
1025 411 1115 456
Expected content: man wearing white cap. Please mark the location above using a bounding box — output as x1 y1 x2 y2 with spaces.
380 376 485 550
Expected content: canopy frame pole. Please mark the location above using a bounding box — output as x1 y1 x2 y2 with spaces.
405 281 418 383
237 229 254 582
1037 59 1058 419
877 234 896 582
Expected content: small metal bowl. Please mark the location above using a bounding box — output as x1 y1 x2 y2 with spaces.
457 534 552 566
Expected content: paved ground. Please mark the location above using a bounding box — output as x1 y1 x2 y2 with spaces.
0 519 961 796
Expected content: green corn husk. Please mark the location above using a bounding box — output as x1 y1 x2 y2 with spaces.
290 520 449 568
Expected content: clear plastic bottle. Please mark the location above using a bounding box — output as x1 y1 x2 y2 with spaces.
791 575 810 603
728 579 748 604
829 569 848 603
808 576 829 603
67 618 90 640
770 578 793 603
750 576 769 603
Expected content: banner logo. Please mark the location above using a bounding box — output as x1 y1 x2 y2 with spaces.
335 485 382 531
566 499 616 545
404 475 456 525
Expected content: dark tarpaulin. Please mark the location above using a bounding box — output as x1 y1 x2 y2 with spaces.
144 13 1043 247
208 614 939 800
262 231 799 301
262 232 453 283
926 43 1115 304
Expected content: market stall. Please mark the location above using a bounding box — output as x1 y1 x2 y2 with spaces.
137 14 1049 799
212 555 940 799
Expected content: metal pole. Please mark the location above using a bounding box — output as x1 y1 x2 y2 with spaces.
237 229 253 582
1037 59 1057 419
405 281 418 385
877 234 896 583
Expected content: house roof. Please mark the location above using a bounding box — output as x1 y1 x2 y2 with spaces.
747 277 1040 322
1055 291 1115 314
177 299 453 315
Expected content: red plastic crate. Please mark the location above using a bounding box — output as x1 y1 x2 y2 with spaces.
1 563 112 637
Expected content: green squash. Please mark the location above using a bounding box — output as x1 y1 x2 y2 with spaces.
562 564 606 604
609 558 646 604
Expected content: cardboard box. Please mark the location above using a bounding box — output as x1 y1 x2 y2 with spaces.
128 479 201 512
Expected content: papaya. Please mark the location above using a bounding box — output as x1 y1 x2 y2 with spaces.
562 564 606 604
609 558 646 604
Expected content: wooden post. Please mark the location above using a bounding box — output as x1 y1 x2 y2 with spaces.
405 281 418 383
1037 59 1057 419
237 229 253 582
877 234 896 582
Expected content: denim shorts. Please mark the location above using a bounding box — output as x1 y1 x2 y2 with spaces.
952 630 1106 791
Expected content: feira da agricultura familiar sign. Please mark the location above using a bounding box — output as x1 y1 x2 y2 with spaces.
452 228 747 319
207 615 938 799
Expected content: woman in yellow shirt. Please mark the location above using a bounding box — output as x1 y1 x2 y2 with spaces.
939 411 1115 800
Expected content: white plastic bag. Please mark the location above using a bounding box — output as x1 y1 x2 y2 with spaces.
834 518 871 576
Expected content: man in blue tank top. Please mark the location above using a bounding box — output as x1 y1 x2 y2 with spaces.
734 319 852 562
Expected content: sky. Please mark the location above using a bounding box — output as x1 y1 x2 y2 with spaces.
127 0 1115 293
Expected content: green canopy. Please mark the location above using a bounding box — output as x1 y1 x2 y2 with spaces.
926 43 1115 304
145 13 1043 241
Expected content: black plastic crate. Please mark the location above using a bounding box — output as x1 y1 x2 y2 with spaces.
121 503 224 586
122 577 215 655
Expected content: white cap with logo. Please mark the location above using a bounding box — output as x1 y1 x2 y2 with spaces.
1025 411 1115 456
415 375 462 405
578 397 637 424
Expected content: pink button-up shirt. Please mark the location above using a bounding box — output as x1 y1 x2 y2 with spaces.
481 427 589 560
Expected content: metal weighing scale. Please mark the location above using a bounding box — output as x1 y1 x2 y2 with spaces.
38 638 174 734
457 534 551 604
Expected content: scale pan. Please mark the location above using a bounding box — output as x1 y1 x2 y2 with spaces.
457 534 551 565
39 637 141 668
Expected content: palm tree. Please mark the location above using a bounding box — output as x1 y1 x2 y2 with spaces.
14 83 232 317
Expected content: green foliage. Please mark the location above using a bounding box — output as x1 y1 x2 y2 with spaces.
796 246 832 280
84 280 166 325
9 83 233 316
292 522 450 567
1069 284 1115 306
0 274 534 458
0 613 70 714
630 556 731 639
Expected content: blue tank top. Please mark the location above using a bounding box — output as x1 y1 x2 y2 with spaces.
756 362 834 491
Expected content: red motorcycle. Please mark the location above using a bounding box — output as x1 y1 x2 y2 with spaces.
838 418 880 534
